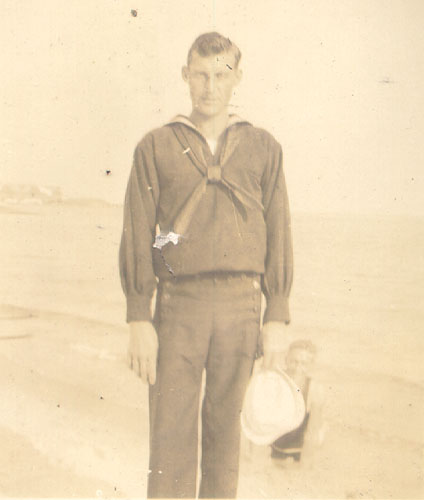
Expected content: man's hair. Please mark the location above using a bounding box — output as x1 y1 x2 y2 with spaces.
288 340 317 356
187 32 242 67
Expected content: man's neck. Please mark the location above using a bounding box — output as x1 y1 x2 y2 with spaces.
189 110 229 141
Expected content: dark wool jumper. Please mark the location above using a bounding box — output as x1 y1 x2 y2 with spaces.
119 116 293 324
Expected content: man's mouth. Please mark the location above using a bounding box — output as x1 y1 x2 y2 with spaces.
202 97 217 104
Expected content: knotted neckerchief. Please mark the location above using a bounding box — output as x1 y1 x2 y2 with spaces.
169 121 263 236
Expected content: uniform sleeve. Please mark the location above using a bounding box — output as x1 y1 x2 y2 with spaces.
261 140 293 324
119 134 160 323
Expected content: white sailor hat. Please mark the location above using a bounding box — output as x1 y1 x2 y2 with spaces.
241 368 306 445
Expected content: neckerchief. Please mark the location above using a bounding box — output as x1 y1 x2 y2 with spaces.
166 115 263 236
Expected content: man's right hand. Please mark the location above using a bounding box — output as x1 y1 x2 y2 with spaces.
128 321 158 385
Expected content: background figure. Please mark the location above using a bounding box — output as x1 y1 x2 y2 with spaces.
271 340 326 466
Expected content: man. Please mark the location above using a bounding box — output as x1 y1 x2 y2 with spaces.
119 32 293 499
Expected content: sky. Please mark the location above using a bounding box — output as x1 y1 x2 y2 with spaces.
1 0 423 215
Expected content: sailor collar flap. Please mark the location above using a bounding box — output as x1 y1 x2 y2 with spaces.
163 115 261 237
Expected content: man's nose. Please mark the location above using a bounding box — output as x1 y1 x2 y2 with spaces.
204 75 215 92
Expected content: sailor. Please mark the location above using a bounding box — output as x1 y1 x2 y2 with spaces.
119 31 293 498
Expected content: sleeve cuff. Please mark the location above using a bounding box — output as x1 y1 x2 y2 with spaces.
126 294 153 323
263 295 291 324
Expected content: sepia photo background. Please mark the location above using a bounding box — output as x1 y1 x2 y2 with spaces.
1 0 423 498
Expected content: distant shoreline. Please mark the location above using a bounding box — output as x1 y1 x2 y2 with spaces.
3 199 422 220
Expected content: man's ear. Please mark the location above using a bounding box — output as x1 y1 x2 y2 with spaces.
234 68 243 86
182 65 189 83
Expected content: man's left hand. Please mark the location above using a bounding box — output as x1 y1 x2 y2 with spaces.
261 321 289 370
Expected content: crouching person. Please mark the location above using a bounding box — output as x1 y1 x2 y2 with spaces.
271 340 326 467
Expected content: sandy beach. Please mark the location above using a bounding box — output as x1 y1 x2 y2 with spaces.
1 202 423 498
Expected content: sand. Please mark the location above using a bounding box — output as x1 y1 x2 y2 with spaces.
0 203 423 498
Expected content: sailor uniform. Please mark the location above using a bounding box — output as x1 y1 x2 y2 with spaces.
119 116 293 498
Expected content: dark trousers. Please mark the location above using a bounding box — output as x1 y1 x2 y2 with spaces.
148 273 261 499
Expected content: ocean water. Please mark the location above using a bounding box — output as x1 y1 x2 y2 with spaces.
292 212 424 384
2 205 423 384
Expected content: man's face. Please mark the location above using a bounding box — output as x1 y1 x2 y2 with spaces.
182 50 242 117
285 348 315 379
